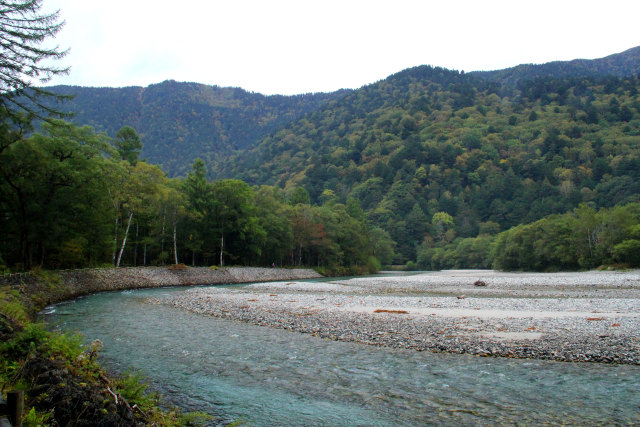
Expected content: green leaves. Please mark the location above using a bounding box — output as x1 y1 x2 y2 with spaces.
5 64 640 273
114 126 143 165
0 120 114 269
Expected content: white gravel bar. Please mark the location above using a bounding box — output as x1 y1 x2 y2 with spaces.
158 270 640 364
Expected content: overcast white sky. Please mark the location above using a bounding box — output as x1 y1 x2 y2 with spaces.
43 0 640 95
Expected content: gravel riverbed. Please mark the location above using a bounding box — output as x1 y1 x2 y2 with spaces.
157 270 640 364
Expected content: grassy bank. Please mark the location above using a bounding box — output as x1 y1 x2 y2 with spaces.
0 268 219 426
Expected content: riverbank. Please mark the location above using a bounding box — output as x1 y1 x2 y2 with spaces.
2 266 321 312
160 270 640 364
0 266 321 425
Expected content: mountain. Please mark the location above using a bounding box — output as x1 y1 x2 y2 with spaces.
43 81 349 176
471 46 640 86
216 61 640 262
36 47 640 264
38 47 640 179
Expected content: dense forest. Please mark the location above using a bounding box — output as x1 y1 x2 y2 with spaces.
0 119 388 273
217 66 640 264
35 82 349 176
417 202 640 271
32 46 640 178
2 45 640 272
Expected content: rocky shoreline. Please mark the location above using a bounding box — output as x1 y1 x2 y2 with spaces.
159 270 640 364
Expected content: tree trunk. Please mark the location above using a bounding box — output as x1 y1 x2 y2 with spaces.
18 192 30 270
134 222 139 266
27 240 33 271
220 234 224 266
143 243 147 266
116 211 134 267
173 213 179 265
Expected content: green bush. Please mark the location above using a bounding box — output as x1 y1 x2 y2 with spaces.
366 256 381 274
404 261 418 271
23 406 51 426
1 322 48 359
612 239 640 266
48 332 85 361
114 370 158 410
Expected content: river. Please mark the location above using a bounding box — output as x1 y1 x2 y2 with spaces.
42 284 640 426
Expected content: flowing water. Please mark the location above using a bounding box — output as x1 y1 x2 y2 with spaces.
42 285 640 426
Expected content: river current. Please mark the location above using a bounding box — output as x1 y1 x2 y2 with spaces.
43 284 640 426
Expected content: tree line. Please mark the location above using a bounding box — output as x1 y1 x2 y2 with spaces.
417 202 640 271
5 112 637 275
0 118 391 274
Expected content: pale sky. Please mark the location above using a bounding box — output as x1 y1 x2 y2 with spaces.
43 0 640 95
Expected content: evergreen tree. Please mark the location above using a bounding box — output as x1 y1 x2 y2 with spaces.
0 0 70 118
115 126 143 165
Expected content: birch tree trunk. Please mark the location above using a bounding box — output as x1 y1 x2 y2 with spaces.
116 211 134 267
134 222 139 266
173 210 179 265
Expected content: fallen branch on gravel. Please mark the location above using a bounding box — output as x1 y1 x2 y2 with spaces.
374 309 409 314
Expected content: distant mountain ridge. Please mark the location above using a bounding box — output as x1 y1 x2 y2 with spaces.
43 81 350 176
471 46 640 85
39 45 640 179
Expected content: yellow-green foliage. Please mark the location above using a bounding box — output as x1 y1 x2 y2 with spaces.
114 370 157 410
23 406 51 426
418 201 640 271
0 286 30 325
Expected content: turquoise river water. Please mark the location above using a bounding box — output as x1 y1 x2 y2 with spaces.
42 284 640 426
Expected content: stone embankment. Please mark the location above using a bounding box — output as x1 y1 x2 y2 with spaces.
2 266 321 310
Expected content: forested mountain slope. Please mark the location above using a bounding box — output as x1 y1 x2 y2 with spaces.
218 65 640 263
472 45 640 86
43 81 349 176
38 47 640 180
35 47 640 265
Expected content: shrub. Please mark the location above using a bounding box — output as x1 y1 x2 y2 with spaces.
612 239 640 267
404 261 418 271
366 256 381 274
